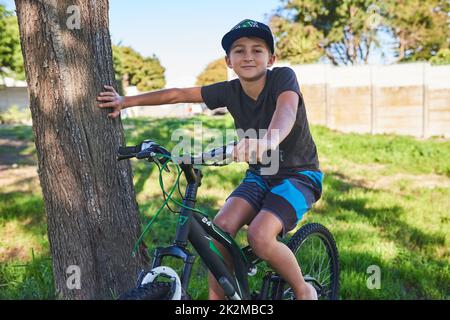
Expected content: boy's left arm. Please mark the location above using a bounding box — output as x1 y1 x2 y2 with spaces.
262 90 299 152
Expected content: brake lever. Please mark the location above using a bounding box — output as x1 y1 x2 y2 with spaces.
151 156 170 172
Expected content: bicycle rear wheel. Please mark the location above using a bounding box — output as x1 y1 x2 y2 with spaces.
276 223 340 300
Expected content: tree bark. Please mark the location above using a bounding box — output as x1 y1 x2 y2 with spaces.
14 0 148 299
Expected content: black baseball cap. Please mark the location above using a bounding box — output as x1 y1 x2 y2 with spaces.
221 19 275 55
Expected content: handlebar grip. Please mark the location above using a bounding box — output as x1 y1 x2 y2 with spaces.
118 146 139 155
117 145 140 161
117 154 135 161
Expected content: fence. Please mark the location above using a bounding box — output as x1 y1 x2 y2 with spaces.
295 63 450 138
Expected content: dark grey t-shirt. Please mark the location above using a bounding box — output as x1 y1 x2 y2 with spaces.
201 67 319 175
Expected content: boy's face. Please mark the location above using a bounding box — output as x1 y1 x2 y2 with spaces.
225 37 276 81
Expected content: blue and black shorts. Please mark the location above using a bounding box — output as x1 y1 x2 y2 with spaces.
226 169 324 236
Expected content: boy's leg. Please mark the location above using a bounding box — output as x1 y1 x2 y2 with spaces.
208 197 258 300
247 211 317 300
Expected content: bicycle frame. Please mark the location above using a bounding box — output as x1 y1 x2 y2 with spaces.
145 164 281 300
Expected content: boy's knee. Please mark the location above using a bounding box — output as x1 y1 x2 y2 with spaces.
213 215 237 236
247 227 272 259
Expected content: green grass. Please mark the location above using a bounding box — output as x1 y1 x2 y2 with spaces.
0 124 34 141
312 125 450 177
0 250 54 299
0 116 449 299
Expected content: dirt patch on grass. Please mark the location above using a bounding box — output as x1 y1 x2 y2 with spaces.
372 173 450 190
322 157 450 191
0 166 40 193
332 170 450 191
0 220 43 263
1 130 39 192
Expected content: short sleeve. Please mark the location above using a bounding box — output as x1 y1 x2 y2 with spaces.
273 67 301 100
201 81 229 110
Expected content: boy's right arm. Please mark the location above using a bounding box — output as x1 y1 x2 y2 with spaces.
97 85 203 119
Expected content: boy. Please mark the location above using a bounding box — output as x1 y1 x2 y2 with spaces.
97 19 322 300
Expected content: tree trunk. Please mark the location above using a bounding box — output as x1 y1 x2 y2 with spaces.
14 0 148 299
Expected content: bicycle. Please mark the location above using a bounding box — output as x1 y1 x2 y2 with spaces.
117 139 339 300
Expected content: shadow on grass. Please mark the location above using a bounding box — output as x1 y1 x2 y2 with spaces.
0 145 36 166
0 125 34 142
132 161 157 197
0 124 37 167
313 172 449 299
321 172 446 252
338 250 449 299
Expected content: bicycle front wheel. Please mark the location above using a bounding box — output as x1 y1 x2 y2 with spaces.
118 282 173 300
279 223 340 300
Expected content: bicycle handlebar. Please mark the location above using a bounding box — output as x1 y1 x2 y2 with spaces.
117 139 237 166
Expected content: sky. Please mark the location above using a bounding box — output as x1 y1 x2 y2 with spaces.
2 0 281 88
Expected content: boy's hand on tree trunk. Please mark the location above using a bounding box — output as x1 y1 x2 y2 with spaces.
97 85 125 119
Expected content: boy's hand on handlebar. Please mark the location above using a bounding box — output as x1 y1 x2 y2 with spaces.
232 138 268 164
97 85 125 119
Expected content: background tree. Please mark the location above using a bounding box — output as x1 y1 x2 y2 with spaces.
270 14 324 64
14 0 148 299
430 48 450 65
0 4 165 90
270 0 383 65
271 0 449 65
0 4 24 79
112 45 166 93
384 0 449 62
195 58 227 86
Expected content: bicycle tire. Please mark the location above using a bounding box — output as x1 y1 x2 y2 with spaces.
274 223 340 300
118 282 173 300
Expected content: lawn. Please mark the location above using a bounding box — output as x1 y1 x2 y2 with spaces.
0 115 449 299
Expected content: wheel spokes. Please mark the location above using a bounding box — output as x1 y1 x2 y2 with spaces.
296 234 334 299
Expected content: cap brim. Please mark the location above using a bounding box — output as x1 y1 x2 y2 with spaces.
221 28 274 54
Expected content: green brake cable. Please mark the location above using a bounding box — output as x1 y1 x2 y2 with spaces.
131 153 212 257
156 154 213 218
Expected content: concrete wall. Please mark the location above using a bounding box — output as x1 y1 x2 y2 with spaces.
288 63 450 138
0 86 29 112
